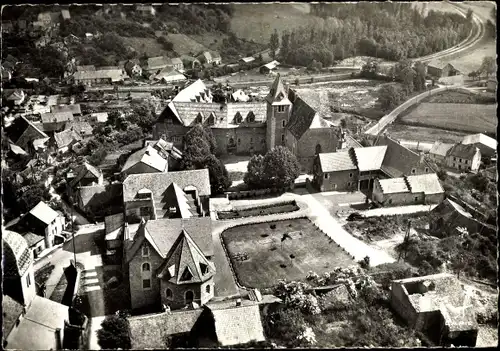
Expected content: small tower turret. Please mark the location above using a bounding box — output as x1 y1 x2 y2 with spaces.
265 74 293 150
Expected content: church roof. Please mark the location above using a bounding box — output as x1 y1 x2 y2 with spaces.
3 230 32 278
157 229 215 285
287 96 328 139
265 73 288 104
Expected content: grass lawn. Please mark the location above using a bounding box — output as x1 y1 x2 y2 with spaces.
425 90 496 104
35 263 55 287
399 103 496 134
218 201 299 220
386 123 467 143
228 171 246 182
222 218 355 289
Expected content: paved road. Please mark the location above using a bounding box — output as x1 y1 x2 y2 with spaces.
361 204 438 217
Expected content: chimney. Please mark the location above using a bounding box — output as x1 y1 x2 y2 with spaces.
55 328 62 350
236 298 242 307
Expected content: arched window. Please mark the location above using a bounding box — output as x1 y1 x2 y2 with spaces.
166 288 173 299
206 284 211 294
142 262 150 272
142 245 149 257
185 290 194 303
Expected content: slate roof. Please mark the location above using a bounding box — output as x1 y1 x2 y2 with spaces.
3 230 32 278
51 103 82 115
240 57 255 63
429 141 455 157
22 232 45 247
145 139 183 160
266 73 288 104
318 151 357 172
6 295 69 350
6 89 24 101
2 294 24 339
29 201 60 225
157 229 215 284
353 146 387 172
126 217 213 261
54 128 82 149
375 135 426 177
9 143 28 155
155 68 186 82
286 92 330 139
105 213 124 241
262 60 280 70
121 145 168 174
462 133 497 151
406 173 444 195
377 177 410 194
6 116 48 149
61 9 71 20
162 183 195 218
146 56 173 71
70 162 102 187
208 303 266 346
446 143 478 159
172 79 212 103
129 309 204 349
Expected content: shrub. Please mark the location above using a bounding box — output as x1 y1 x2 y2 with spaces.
96 315 131 349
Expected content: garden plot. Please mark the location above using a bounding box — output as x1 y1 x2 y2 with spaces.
222 218 355 289
386 123 467 144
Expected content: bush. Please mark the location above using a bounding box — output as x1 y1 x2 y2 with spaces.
96 315 131 349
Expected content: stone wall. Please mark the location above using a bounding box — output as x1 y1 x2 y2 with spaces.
390 282 418 326
319 170 358 192
297 128 338 172
160 276 214 310
213 127 266 155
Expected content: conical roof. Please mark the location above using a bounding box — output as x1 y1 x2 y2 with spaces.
157 230 215 285
265 73 288 104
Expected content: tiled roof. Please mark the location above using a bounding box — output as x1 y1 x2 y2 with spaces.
406 173 444 195
353 145 387 172
319 151 357 172
2 294 24 338
146 56 172 71
429 141 454 157
3 230 32 278
54 128 82 149
375 135 424 177
377 177 410 194
6 117 48 149
208 303 266 346
446 143 478 159
22 232 45 247
121 145 168 174
172 79 212 103
129 309 203 349
70 162 102 187
41 111 74 124
51 103 82 115
462 133 497 151
29 201 60 225
127 217 213 261
156 229 215 284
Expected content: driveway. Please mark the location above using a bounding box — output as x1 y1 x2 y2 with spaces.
361 204 437 217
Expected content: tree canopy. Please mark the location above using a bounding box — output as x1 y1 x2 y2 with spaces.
97 315 131 350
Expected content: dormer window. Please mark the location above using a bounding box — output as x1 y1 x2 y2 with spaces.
196 112 203 123
180 267 193 281
142 245 149 257
207 112 216 125
247 111 255 123
234 112 242 124
200 263 209 275
277 105 285 113
169 207 177 214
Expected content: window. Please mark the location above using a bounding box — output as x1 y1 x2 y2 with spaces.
166 288 173 299
281 134 285 142
324 173 329 179
459 158 462 162
238 138 241 145
458 165 461 170
250 137 253 144
26 273 31 287
453 163 456 168
349 173 353 178
142 262 150 272
347 182 351 187
206 285 211 293
140 206 149 217
333 184 337 190
465 160 468 164
282 120 286 127
180 267 193 281
277 105 285 113
247 111 255 123
388 199 393 204
411 168 416 174
142 245 149 257
142 279 151 290
169 207 177 214
425 167 429 172
166 119 173 125
185 290 194 303
453 157 456 161
414 196 418 202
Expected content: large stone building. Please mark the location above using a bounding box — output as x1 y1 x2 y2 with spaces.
153 76 340 172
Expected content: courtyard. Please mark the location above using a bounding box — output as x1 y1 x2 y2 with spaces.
221 217 355 289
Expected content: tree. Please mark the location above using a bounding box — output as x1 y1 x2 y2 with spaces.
413 61 426 92
18 184 51 214
378 84 405 110
270 29 280 59
244 154 265 189
129 102 157 132
479 56 496 78
262 146 300 189
360 59 379 79
96 315 131 349
197 154 231 195
280 30 290 60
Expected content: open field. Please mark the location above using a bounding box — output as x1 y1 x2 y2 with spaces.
399 103 497 134
425 90 497 104
165 33 209 55
230 3 318 44
120 37 174 58
221 218 355 289
386 123 467 144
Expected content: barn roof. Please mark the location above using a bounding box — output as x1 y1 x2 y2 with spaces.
318 151 357 172
461 133 496 151
353 146 387 172
377 177 410 194
406 173 444 195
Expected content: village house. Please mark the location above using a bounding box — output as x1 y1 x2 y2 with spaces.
230 89 250 102
53 129 82 153
391 273 478 346
144 56 177 74
128 299 267 348
428 141 455 164
181 55 202 70
445 143 481 172
76 65 96 72
155 75 340 172
240 57 255 64
76 112 109 124
2 21 14 33
74 183 123 213
425 61 461 78
68 162 104 188
64 121 93 138
136 5 156 16
260 60 280 74
41 111 74 133
197 51 222 66
122 169 211 223
2 230 69 350
72 68 128 86
428 198 496 238
121 145 169 177
153 68 187 84
461 133 496 159
123 217 214 310
144 139 183 171
51 103 82 116
6 116 49 151
314 135 433 192
124 60 143 77
5 90 26 106
372 173 444 206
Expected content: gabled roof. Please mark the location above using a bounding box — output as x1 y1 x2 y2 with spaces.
126 217 213 262
377 177 410 194
9 143 28 156
61 9 71 20
28 201 60 225
121 145 168 174
461 133 496 151
65 121 93 136
375 135 426 177
146 56 172 71
73 69 127 81
145 139 183 160
76 65 96 71
319 151 357 172
6 89 24 101
266 74 288 104
22 232 45 247
446 143 478 159
157 229 215 284
155 68 186 82
262 60 280 70
6 116 48 149
54 128 82 149
172 79 212 103
240 57 255 63
287 97 326 139
162 183 194 219
105 213 125 241
353 145 387 172
70 162 102 187
207 302 266 346
406 173 444 195
2 294 24 338
429 141 454 157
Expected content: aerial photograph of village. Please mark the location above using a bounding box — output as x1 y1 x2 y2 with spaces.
1 2 497 349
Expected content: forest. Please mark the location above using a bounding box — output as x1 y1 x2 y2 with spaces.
274 3 473 67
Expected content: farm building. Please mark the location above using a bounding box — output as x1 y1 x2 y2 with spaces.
444 143 481 172
154 68 186 84
372 173 444 206
426 61 461 78
391 273 478 347
53 128 82 153
121 145 169 177
124 60 142 77
240 57 255 64
181 55 202 70
64 121 93 138
144 138 183 171
314 150 358 192
145 56 174 73
197 51 222 65
486 77 496 93
41 111 74 133
428 141 455 164
260 60 280 74
461 133 497 158
72 68 128 86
